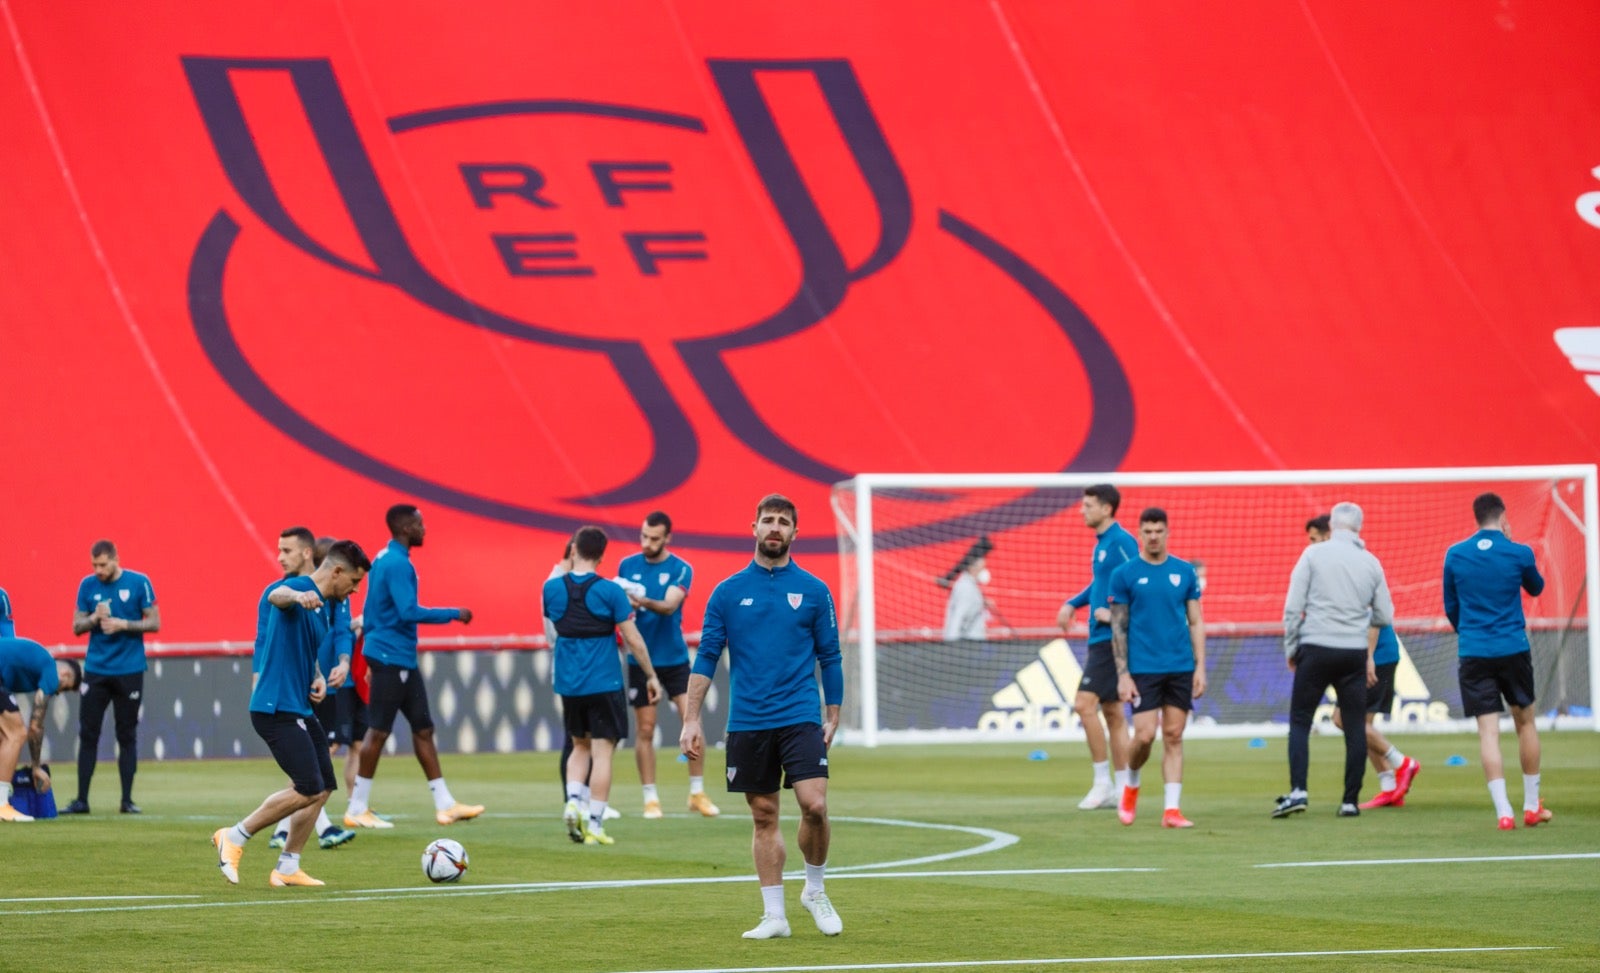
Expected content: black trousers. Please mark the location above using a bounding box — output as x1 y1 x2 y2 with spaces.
1287 644 1368 806
77 671 143 803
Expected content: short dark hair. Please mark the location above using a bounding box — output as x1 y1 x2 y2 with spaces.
644 510 673 533
312 536 336 568
756 493 797 525
280 526 316 549
90 539 117 559
1305 514 1331 534
573 526 609 562
323 539 371 572
1473 492 1506 526
385 503 420 535
1139 507 1168 526
60 657 83 690
1084 484 1121 515
560 539 574 561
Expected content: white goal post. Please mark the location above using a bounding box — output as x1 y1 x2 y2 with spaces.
831 466 1599 746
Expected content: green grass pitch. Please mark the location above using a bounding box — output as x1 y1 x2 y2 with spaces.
5 732 1597 972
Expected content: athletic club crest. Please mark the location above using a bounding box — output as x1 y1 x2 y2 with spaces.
659 572 670 586
787 592 803 609
1169 573 1181 587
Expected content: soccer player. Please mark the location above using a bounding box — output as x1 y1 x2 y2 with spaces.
1443 492 1549 830
1056 484 1139 810
0 638 82 822
1303 520 1421 809
1277 502 1394 819
344 504 482 829
1107 508 1205 828
66 539 159 815
545 526 661 844
265 530 357 850
680 494 845 940
617 511 719 820
212 540 370 886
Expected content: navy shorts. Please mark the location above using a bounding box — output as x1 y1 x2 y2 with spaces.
1130 671 1194 714
628 662 690 707
1078 641 1120 703
1366 662 1398 714
0 685 17 715
562 690 629 742
1459 652 1536 718
725 722 829 794
252 710 336 796
315 685 368 747
366 660 433 734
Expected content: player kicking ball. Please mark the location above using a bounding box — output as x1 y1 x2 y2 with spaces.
1108 508 1206 829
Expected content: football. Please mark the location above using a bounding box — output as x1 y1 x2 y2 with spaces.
421 838 468 883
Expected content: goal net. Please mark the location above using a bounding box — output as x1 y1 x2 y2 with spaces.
830 466 1599 745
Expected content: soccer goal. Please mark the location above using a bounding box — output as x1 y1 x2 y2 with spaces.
830 466 1599 746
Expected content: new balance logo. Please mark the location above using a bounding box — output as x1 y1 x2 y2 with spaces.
979 638 1085 733
740 597 754 606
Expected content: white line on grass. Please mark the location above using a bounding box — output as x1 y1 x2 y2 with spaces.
0 894 202 904
610 945 1554 973
1257 852 1600 869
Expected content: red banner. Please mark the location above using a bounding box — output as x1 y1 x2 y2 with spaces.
2 1 1597 644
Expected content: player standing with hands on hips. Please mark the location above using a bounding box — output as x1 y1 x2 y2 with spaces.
680 494 845 940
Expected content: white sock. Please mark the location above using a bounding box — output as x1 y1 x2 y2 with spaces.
276 852 300 875
315 807 332 834
349 776 373 815
428 777 456 812
1164 782 1182 811
760 884 786 919
1091 760 1111 786
1523 773 1541 811
579 784 592 805
1289 788 1307 800
689 776 705 795
1114 769 1130 790
642 783 659 804
228 823 253 845
588 801 608 830
275 817 291 836
3 782 12 801
1488 778 1514 819
1128 768 1142 789
1385 745 1406 766
1378 772 1397 792
565 782 583 804
804 861 826 897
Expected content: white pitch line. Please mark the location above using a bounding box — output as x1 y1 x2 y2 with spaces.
0 894 202 904
827 817 1017 871
1257 851 1600 869
612 945 1554 973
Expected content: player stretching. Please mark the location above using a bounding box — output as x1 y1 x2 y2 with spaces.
618 511 719 820
1443 493 1549 830
0 638 82 821
1057 484 1139 810
1108 508 1205 828
681 494 844 939
344 504 481 829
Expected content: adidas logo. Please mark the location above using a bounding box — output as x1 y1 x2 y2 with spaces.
1555 327 1600 397
979 638 1086 733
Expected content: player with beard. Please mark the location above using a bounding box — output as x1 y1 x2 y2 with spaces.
681 494 845 939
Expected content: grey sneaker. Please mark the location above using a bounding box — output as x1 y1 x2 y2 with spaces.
742 914 792 939
1337 803 1360 817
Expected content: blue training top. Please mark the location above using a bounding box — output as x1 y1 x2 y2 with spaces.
363 539 460 669
543 571 635 696
76 569 156 676
1443 528 1545 658
318 596 355 682
0 587 14 638
0 637 59 695
1373 625 1400 666
694 558 843 732
249 576 330 717
1066 522 1139 645
1108 555 1202 674
617 551 693 668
